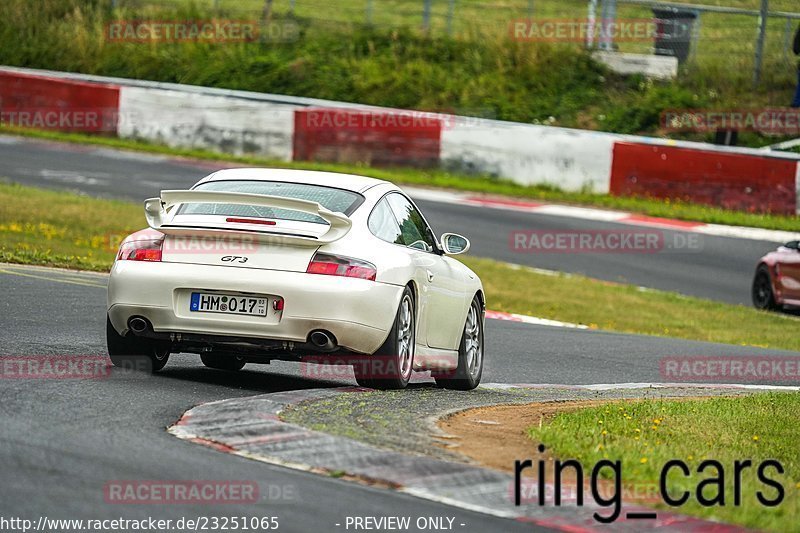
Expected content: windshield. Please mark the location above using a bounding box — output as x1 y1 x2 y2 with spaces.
181 180 364 224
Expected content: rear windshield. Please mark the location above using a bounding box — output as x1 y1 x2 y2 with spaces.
181 180 364 224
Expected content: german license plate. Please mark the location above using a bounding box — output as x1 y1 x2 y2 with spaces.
190 292 268 317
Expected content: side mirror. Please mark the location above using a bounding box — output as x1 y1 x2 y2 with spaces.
440 233 470 255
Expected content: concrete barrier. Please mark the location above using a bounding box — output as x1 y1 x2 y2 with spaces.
118 86 295 160
0 70 119 133
441 120 615 193
593 52 679 81
294 107 442 167
611 141 800 215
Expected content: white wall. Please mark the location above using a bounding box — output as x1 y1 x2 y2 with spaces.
118 86 296 161
441 120 616 193
795 162 800 215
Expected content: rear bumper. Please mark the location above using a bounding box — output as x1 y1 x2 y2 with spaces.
107 261 404 354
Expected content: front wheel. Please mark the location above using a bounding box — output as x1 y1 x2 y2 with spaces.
435 295 484 390
107 316 170 373
354 286 415 390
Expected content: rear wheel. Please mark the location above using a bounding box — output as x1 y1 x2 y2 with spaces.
354 286 415 390
201 353 246 371
435 295 484 390
752 265 779 311
106 316 170 373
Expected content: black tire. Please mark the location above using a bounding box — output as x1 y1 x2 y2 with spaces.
201 353 246 371
354 286 415 390
752 265 779 311
435 295 484 391
106 315 170 373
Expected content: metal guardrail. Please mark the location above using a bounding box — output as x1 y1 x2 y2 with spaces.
619 0 800 19
762 137 800 151
614 0 800 84
108 0 800 89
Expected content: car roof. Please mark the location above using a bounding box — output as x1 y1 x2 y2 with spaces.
200 168 390 194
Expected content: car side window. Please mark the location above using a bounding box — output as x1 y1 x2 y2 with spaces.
368 198 403 245
385 193 436 252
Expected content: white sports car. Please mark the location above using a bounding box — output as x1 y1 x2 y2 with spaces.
107 168 485 390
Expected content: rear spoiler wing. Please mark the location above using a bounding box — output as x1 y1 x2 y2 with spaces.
143 190 352 245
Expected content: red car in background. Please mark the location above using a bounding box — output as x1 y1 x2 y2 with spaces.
752 241 800 310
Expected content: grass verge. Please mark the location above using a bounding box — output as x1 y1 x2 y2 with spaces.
528 393 800 531
462 256 800 351
4 126 800 232
0 181 141 271
2 181 798 351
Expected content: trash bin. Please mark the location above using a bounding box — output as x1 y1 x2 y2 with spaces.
652 8 697 64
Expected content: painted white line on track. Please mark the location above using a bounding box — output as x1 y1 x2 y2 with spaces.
533 204 629 222
481 382 800 391
0 266 107 289
696 224 798 243
485 310 587 329
405 185 795 243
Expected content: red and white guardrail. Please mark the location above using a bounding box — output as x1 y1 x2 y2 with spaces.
2 66 799 215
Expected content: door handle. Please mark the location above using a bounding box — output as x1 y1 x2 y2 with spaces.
426 270 434 282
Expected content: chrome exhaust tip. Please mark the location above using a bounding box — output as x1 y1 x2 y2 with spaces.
128 316 149 334
309 330 337 351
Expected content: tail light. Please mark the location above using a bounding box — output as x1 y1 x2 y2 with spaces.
306 252 377 281
117 238 164 262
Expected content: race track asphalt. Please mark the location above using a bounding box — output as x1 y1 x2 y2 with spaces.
2 134 798 531
0 134 784 305
0 266 540 533
2 265 798 530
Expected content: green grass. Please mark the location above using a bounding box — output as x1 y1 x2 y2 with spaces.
1 0 799 142
528 393 800 531
143 0 800 81
5 126 800 232
0 181 142 271
463 256 800 352
2 180 799 351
